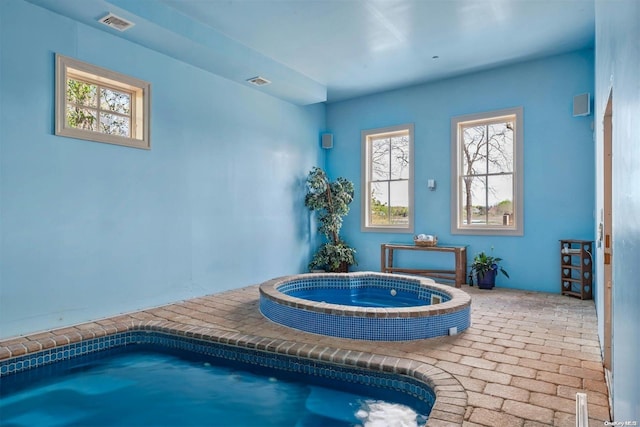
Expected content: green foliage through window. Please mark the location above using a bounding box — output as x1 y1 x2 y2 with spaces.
65 77 131 138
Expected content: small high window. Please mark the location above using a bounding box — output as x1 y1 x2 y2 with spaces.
361 124 414 232
55 54 150 149
451 107 523 235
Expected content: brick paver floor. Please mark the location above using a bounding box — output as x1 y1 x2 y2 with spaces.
0 283 610 426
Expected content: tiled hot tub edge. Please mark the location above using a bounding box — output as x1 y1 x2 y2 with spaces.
0 321 467 426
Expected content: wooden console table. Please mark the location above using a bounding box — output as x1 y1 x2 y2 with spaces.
380 243 468 288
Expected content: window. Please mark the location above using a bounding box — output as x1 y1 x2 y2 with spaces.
55 54 150 149
361 124 414 232
451 107 523 235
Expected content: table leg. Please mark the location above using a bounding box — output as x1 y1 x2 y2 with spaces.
454 248 464 288
461 248 467 286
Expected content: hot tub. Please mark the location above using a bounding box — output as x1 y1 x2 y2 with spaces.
259 272 471 341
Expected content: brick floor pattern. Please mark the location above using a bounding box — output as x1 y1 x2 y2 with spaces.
0 284 610 426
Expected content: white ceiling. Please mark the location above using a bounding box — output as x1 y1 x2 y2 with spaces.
26 0 595 105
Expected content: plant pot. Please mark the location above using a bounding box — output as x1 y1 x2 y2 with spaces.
477 269 497 289
331 262 349 273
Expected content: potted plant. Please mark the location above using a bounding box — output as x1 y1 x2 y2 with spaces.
305 166 357 272
471 249 509 289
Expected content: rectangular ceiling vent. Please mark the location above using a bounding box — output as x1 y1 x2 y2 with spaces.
246 76 271 87
98 13 135 32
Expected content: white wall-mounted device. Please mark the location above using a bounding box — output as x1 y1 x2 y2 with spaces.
428 179 436 191
321 133 333 149
573 93 591 117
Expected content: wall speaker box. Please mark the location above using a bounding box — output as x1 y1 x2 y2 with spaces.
573 93 591 117
321 133 333 149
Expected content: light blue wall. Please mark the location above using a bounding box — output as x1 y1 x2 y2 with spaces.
594 0 640 420
2 0 636 418
0 0 325 338
326 50 595 293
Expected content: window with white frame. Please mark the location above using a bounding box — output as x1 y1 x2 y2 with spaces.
361 124 414 232
55 54 150 149
451 107 523 235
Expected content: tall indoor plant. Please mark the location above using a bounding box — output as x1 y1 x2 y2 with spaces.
471 249 509 289
305 166 356 272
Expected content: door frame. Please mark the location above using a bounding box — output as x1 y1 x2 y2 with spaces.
602 90 613 373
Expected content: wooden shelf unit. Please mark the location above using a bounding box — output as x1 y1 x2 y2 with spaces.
560 239 593 300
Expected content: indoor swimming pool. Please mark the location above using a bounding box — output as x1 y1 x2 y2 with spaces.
0 331 434 427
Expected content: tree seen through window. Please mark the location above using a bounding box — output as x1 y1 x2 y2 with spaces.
461 120 514 226
66 77 132 138
369 131 410 226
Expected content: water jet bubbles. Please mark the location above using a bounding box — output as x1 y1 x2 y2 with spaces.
355 409 369 420
390 289 397 296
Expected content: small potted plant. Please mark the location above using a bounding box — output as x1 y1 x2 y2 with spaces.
305 166 357 272
471 249 509 289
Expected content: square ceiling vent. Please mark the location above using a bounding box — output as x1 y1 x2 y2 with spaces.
98 13 135 32
246 76 271 87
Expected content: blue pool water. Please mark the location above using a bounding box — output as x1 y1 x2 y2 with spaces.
287 287 430 307
1 344 430 427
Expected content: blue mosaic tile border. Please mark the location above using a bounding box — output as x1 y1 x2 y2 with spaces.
261 297 470 340
277 275 450 303
0 331 435 409
0 333 138 376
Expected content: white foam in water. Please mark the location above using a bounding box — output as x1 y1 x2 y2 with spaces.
356 400 425 427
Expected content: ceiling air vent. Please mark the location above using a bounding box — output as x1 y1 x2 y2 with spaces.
98 13 135 32
246 76 271 87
